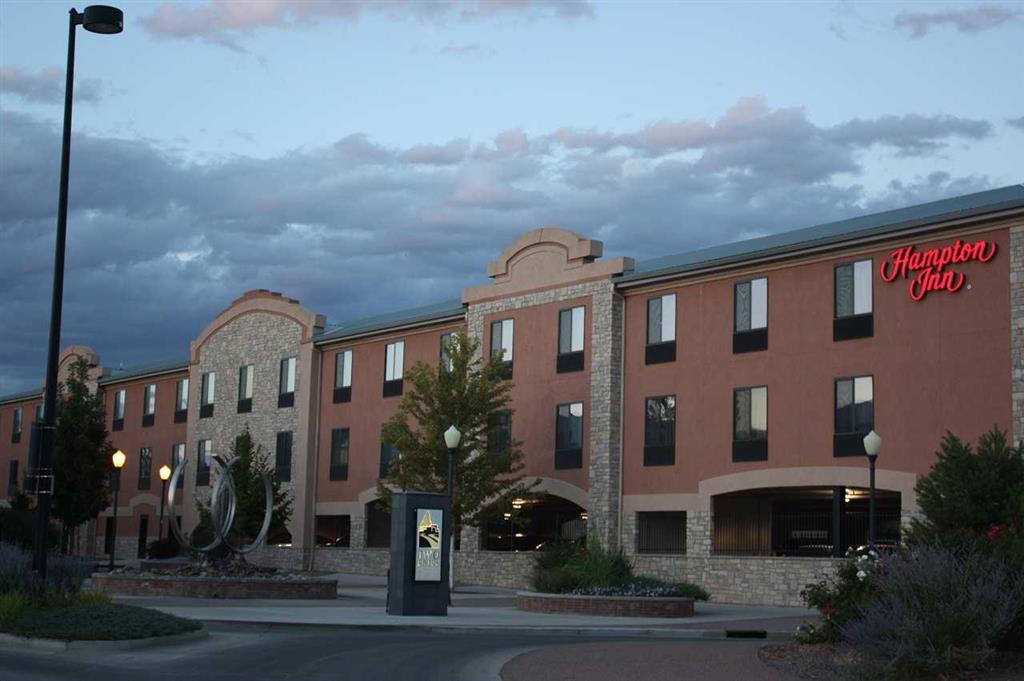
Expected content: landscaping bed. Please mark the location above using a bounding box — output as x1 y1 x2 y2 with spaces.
516 591 694 618
1 603 200 641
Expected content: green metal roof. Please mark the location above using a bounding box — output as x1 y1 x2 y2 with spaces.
97 358 189 385
618 184 1024 286
315 299 465 345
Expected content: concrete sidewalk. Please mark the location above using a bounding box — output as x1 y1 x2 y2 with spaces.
114 572 816 639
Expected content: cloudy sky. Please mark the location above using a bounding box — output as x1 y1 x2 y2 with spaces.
1 0 1021 395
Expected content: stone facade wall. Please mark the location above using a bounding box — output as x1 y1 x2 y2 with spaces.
187 312 304 544
1011 225 1024 445
466 279 624 547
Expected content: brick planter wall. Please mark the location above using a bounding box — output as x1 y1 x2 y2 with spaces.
93 573 337 599
516 592 694 618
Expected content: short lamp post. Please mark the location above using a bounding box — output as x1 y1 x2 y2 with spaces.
30 3 124 581
109 449 126 570
862 430 881 548
158 464 172 540
443 425 461 601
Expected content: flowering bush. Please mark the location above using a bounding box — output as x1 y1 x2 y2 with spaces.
569 580 710 600
798 545 882 644
841 544 1024 679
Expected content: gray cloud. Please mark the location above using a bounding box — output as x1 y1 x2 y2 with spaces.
141 0 592 50
1008 116 1024 130
0 99 1002 394
894 4 1020 38
0 66 103 104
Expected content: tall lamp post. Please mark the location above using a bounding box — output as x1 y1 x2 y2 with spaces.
109 449 126 570
443 425 461 601
158 465 171 540
30 4 124 580
862 430 881 548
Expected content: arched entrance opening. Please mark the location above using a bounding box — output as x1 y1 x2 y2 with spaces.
479 494 586 551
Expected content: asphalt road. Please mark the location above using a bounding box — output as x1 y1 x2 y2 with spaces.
0 624 784 681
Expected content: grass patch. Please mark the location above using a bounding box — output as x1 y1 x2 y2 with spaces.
1 604 201 641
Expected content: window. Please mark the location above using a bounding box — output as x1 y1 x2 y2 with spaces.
316 515 351 547
380 439 400 478
637 511 687 554
200 372 215 418
237 364 254 413
555 402 584 469
383 341 405 397
490 319 514 379
643 395 676 466
142 384 156 427
440 332 458 373
137 514 149 559
646 294 677 364
138 447 152 490
196 439 212 486
487 411 512 471
7 460 18 496
365 500 391 548
734 278 768 353
557 306 586 373
834 259 874 341
112 390 125 430
275 431 292 482
835 376 874 456
34 403 42 423
733 386 768 461
172 443 185 489
330 428 349 481
11 408 22 443
174 378 188 422
333 350 352 403
278 357 296 408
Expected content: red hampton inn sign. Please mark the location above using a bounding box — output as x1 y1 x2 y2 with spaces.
879 239 998 301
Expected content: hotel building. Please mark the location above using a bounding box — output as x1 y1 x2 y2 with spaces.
2 185 1021 605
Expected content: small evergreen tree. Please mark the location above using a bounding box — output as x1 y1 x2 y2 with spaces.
196 427 292 560
376 330 537 531
908 428 1024 548
52 357 113 552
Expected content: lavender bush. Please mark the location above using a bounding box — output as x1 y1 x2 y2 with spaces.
0 542 32 595
568 581 710 600
841 544 1024 680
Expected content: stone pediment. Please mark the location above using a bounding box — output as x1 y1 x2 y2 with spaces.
463 228 633 303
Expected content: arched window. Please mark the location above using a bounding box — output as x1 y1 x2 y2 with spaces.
480 494 586 551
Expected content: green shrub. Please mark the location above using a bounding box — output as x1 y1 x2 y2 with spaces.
841 544 1024 680
563 541 631 588
73 590 112 607
0 592 31 625
799 545 881 643
147 536 181 560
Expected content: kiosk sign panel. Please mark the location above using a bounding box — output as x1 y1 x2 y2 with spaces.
414 508 443 582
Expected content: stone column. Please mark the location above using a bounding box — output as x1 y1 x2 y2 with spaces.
686 510 712 557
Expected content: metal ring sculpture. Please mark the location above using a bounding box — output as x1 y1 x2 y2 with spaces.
167 454 274 555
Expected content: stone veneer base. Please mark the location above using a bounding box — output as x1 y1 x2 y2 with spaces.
516 592 695 618
92 573 337 599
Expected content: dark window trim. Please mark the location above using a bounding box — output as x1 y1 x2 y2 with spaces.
278 392 295 409
733 328 768 354
732 439 768 462
645 340 676 365
237 398 252 414
199 404 214 419
329 463 349 481
141 413 155 428
379 441 399 478
137 448 152 490
557 305 586 358
645 294 676 346
333 386 352 404
833 259 874 319
196 443 211 487
275 431 293 482
833 313 874 342
555 448 582 469
334 350 351 390
112 418 124 432
173 409 187 423
556 350 584 373
330 428 350 481
834 375 874 457
383 379 403 398
643 395 676 467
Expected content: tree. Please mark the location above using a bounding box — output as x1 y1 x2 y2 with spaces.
196 427 292 560
376 329 537 532
908 428 1024 550
52 357 113 553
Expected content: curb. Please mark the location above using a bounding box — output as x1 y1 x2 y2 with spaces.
199 619 793 641
0 626 209 652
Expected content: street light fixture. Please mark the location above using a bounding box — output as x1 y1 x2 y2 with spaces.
443 425 461 602
158 464 172 541
30 4 123 581
109 449 126 570
862 430 881 548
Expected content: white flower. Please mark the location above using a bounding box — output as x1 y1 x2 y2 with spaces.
856 570 867 580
